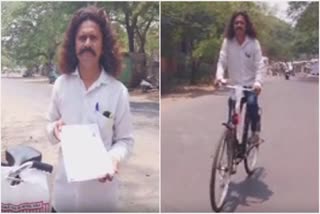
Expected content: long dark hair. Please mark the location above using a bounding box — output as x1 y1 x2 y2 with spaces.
224 11 257 40
59 6 121 77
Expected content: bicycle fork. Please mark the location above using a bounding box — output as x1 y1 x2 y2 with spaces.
223 128 238 175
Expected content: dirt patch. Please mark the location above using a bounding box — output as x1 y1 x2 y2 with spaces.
129 89 159 103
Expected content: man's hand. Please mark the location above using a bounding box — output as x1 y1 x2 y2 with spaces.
98 158 119 183
214 78 227 88
253 82 262 96
54 119 65 141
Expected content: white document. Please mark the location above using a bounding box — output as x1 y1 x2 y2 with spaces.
60 124 114 182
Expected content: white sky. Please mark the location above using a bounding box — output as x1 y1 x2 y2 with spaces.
265 1 292 23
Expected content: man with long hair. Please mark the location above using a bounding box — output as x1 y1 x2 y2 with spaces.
46 6 134 212
215 11 265 149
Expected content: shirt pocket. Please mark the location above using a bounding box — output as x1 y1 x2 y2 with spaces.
95 111 114 141
242 49 254 70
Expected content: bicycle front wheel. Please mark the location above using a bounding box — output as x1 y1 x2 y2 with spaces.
210 130 232 212
244 133 259 175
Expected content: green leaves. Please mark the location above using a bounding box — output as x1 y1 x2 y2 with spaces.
193 38 221 63
2 2 75 67
162 1 318 62
100 2 159 53
287 2 319 57
1 2 159 69
161 1 318 86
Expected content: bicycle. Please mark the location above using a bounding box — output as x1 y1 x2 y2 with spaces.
210 84 264 212
1 145 53 212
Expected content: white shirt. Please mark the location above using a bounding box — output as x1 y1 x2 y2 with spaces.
46 68 134 212
216 36 265 87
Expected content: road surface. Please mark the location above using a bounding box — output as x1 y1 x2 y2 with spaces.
161 75 319 212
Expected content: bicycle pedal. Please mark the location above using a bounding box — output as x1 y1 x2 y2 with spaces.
235 150 245 159
254 138 265 146
235 158 242 165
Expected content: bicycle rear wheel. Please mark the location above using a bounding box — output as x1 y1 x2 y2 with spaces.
210 130 233 212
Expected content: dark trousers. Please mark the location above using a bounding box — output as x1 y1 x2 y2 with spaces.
228 91 260 132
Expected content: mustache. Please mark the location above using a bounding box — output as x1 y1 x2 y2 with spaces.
78 47 96 56
236 27 244 31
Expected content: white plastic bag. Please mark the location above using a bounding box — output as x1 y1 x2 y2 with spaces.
1 166 51 212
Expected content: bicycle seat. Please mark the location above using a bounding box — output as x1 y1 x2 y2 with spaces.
5 145 42 166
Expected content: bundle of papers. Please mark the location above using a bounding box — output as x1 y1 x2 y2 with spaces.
60 124 114 182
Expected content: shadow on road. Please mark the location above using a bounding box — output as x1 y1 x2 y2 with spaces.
130 101 159 129
130 102 159 117
130 101 159 111
223 167 273 212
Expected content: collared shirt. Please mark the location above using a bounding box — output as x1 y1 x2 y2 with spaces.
216 36 265 87
46 68 134 212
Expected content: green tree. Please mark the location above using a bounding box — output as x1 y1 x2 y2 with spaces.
161 1 300 91
1 2 86 69
2 1 159 73
161 2 264 85
105 2 159 53
288 2 319 57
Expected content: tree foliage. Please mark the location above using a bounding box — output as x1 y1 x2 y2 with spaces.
161 1 318 86
98 2 159 53
1 2 159 70
161 2 301 61
288 2 319 56
2 2 85 68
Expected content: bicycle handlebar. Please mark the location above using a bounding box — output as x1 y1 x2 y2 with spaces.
215 78 255 92
224 85 254 92
32 161 53 173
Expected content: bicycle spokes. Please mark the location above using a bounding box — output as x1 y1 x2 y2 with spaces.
210 132 232 211
244 137 259 175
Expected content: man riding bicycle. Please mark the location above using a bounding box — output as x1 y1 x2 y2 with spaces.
215 11 266 151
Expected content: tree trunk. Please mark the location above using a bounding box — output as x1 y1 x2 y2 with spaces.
125 11 135 53
189 39 198 85
137 17 153 54
127 27 135 52
138 37 146 53
190 59 199 85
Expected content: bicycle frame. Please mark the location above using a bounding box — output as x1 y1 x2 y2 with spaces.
223 85 253 164
210 84 260 212
224 85 254 158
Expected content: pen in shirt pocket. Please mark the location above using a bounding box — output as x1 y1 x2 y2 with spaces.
95 102 100 112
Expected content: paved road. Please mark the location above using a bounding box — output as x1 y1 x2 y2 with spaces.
1 77 159 212
161 76 319 212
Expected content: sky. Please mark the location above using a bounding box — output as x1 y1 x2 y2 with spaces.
265 1 292 24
